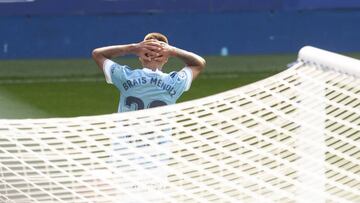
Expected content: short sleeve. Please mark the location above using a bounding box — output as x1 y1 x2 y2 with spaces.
103 59 115 84
178 67 193 91
171 67 193 94
103 59 131 86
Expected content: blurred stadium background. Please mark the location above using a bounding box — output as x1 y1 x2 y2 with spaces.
1 0 360 119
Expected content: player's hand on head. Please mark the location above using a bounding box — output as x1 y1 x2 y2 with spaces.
153 42 174 62
135 40 162 61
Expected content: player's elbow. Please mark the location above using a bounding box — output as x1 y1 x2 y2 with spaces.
91 48 106 70
91 48 101 59
193 57 206 76
198 57 206 71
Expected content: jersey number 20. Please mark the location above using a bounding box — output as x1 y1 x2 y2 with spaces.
125 96 167 110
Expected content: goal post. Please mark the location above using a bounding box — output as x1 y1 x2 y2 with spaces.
0 46 359 203
299 46 360 77
295 46 360 203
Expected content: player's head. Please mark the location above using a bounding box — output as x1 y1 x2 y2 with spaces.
139 32 169 70
144 32 168 44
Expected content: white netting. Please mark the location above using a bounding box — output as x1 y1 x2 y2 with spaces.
0 46 359 203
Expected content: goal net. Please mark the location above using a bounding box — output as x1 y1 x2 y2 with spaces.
0 46 359 203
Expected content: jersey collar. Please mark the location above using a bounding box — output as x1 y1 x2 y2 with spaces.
142 67 163 74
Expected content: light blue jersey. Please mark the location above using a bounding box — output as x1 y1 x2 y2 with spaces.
103 59 192 112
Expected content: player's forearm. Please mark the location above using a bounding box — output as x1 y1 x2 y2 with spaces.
171 47 206 70
92 44 137 59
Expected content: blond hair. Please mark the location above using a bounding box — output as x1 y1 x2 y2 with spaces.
144 32 168 44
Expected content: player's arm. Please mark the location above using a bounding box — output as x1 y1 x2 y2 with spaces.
155 43 206 80
172 47 206 80
92 41 161 70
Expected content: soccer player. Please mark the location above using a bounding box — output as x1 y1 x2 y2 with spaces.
91 33 206 201
92 32 206 112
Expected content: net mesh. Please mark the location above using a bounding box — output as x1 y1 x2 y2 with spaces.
0 46 359 203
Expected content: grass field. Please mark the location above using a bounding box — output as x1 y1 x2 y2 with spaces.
1 53 358 119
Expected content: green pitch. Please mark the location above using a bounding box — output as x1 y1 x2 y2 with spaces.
1 53 358 119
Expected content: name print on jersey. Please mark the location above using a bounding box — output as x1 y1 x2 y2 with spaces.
122 76 177 97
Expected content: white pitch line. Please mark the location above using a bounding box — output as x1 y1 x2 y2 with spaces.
0 77 104 84
0 73 249 84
